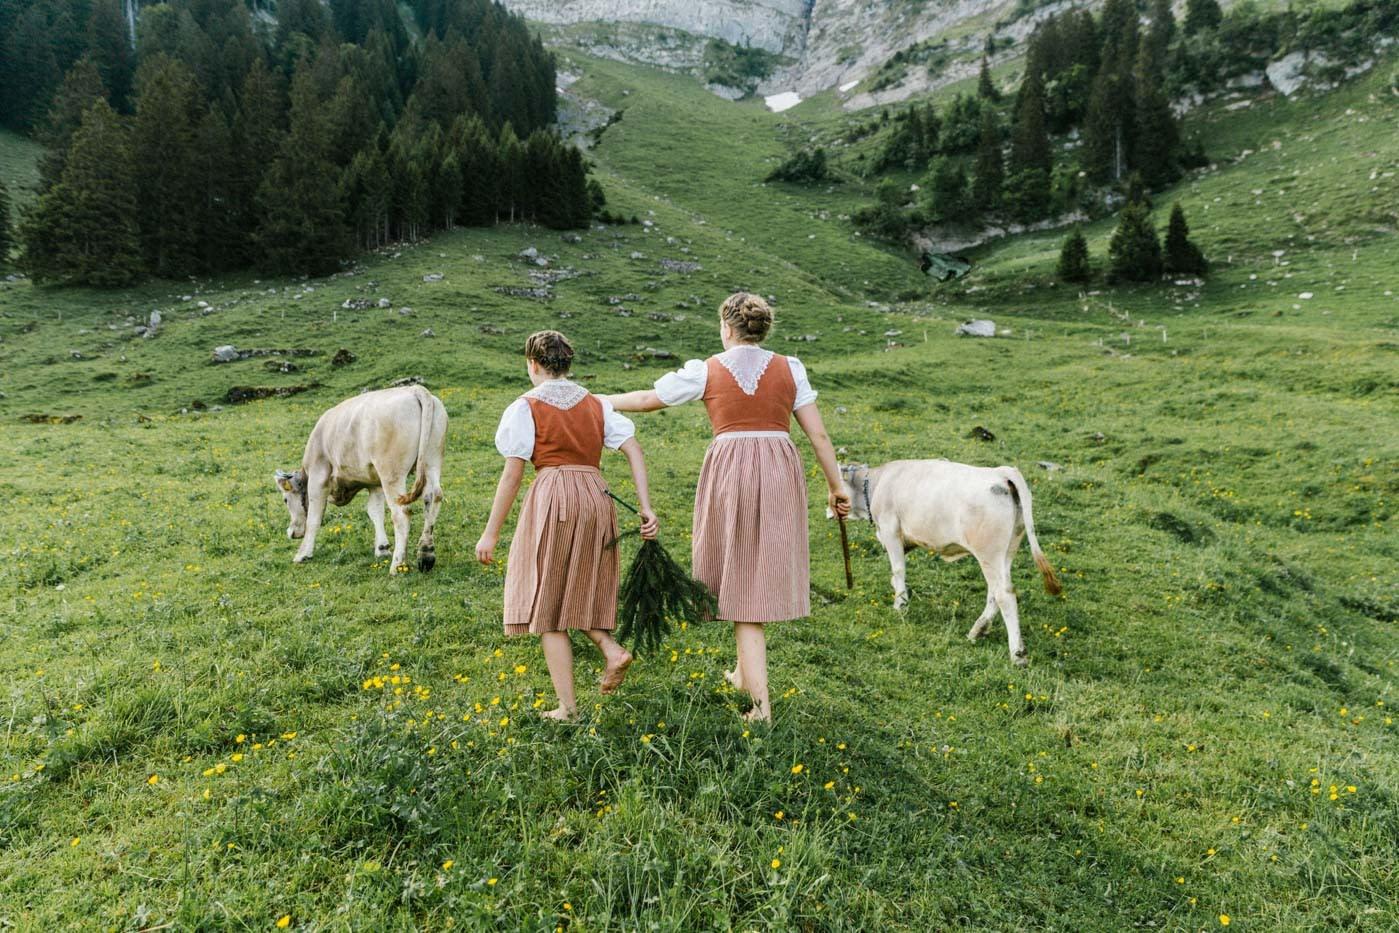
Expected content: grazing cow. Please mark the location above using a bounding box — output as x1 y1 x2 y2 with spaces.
839 460 1061 665
274 385 447 573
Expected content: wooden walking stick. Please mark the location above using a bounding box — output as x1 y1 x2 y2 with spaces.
838 514 854 590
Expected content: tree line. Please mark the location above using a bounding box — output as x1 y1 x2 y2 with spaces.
3 0 600 284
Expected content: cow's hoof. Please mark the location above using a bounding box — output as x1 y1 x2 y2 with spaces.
292 553 312 564
893 598 909 613
417 550 436 572
1012 651 1029 667
374 545 391 558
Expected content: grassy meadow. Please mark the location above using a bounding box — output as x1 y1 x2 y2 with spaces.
0 49 1395 931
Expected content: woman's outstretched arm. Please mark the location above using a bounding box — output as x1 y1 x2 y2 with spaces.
794 404 851 518
606 389 666 413
476 457 526 563
617 437 659 539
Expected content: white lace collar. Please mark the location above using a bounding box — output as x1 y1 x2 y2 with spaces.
526 378 589 410
716 345 774 396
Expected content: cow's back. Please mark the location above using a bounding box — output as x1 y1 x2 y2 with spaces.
875 459 1019 550
305 387 431 481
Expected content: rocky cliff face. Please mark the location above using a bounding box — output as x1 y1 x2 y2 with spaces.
502 0 1034 102
500 0 813 55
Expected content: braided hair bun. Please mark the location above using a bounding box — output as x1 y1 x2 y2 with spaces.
524 330 575 376
719 292 774 343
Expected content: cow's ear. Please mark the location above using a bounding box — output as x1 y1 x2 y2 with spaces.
278 478 293 492
291 471 307 492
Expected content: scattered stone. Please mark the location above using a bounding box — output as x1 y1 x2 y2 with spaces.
265 360 300 373
423 273 444 283
955 319 997 338
212 346 319 363
835 406 848 415
212 345 240 363
377 297 392 308
1090 432 1106 444
493 285 553 300
331 348 357 367
225 384 318 404
647 311 675 322
519 246 539 259
1036 461 1062 472
20 413 83 424
398 307 414 316
634 347 676 360
560 233 582 244
479 324 506 335
420 328 435 338
630 251 646 260
884 329 903 337
658 259 702 273
967 426 997 442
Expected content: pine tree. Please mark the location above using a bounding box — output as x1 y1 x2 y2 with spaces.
1108 201 1162 283
36 57 109 192
133 56 204 277
1083 0 1140 183
0 178 12 265
923 157 968 225
970 109 1002 215
496 122 525 223
1185 0 1223 35
21 99 143 285
194 108 240 272
1057 228 1091 283
256 63 350 274
1141 0 1176 84
85 0 135 110
0 3 61 129
1163 202 1207 275
1133 78 1180 188
1006 69 1052 222
233 59 287 263
977 54 1000 102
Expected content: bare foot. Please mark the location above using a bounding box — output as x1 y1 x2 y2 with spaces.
741 706 770 724
724 668 744 690
599 652 633 695
541 706 577 721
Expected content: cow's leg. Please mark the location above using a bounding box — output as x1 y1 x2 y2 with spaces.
875 520 909 610
382 478 411 572
365 489 390 558
293 476 329 563
979 549 1026 666
966 590 999 642
415 483 443 572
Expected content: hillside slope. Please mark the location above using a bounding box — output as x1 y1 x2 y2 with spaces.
0 49 1395 931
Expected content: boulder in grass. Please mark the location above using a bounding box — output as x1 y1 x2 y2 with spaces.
423 273 444 283
212 345 239 363
331 348 356 367
955 319 996 338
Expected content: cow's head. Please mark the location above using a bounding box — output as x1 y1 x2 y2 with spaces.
274 469 308 538
833 462 873 522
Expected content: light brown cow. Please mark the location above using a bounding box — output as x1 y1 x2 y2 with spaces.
275 385 447 572
840 460 1061 665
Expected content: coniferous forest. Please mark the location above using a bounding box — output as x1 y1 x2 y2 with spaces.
0 0 595 283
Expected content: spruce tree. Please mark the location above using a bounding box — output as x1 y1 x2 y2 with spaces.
1083 0 1140 183
1141 0 1176 84
133 56 203 278
36 57 108 192
256 63 350 274
1185 0 1223 35
0 3 61 129
1163 202 1207 275
85 0 135 110
21 100 143 285
977 54 1000 102
1057 228 1091 283
1108 201 1162 283
1133 78 1180 189
1006 69 1052 222
923 157 968 225
971 109 1003 215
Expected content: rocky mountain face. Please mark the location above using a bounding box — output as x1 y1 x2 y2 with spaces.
501 0 1035 102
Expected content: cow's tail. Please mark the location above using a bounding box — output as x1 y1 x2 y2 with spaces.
1000 467 1062 596
397 387 446 506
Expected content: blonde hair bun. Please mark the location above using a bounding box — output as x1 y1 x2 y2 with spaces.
720 292 774 343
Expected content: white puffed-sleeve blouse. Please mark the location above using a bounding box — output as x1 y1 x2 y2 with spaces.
495 379 635 460
653 345 817 408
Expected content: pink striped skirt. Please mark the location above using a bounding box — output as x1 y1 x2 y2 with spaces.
692 433 810 623
503 465 619 635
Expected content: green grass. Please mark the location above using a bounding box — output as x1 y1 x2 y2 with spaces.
0 51 1395 930
0 127 43 207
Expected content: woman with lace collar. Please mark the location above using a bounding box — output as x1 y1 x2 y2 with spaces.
477 331 659 721
607 293 850 722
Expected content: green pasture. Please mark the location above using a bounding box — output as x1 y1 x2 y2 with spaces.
0 49 1395 932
